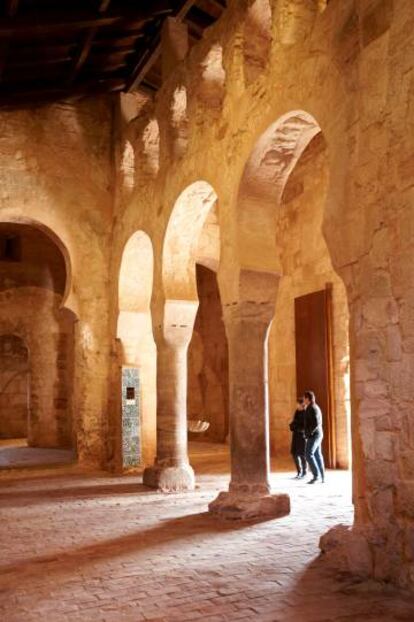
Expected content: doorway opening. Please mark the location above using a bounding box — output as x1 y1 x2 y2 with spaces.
0 222 76 469
268 132 351 472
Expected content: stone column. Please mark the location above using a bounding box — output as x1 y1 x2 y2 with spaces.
209 270 290 520
143 300 198 492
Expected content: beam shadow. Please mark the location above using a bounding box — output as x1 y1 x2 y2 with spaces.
0 510 270 579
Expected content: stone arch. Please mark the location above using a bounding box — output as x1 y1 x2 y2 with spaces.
162 180 218 301
118 231 153 316
236 110 321 271
0 215 73 310
243 0 272 85
233 107 351 482
117 230 156 466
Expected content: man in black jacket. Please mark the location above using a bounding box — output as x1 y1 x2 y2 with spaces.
304 390 325 484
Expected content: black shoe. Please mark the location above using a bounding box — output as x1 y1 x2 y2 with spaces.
308 478 319 484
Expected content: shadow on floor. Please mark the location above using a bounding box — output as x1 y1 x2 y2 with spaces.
0 510 259 577
0 481 152 507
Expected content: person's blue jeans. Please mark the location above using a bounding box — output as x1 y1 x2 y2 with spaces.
306 432 325 480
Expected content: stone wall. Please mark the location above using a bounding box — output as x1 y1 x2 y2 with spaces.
0 97 114 465
0 288 75 448
269 134 351 468
0 334 29 438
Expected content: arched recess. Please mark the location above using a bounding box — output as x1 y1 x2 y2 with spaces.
163 180 218 301
235 109 351 471
163 181 229 446
0 215 74 311
117 231 156 466
236 111 321 271
0 220 77 453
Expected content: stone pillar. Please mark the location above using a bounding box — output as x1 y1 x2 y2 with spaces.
143 300 198 492
161 17 189 81
209 270 290 520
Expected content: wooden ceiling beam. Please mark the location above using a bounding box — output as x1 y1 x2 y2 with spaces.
0 3 173 36
0 77 126 106
127 0 196 92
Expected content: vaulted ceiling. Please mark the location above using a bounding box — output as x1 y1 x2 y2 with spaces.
0 0 227 107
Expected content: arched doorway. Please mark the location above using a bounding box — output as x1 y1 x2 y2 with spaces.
233 111 351 472
210 111 351 520
117 230 156 469
144 180 224 491
0 221 76 468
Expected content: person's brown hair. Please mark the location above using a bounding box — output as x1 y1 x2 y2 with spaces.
304 390 315 402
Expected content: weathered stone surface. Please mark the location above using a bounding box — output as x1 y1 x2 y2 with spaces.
320 524 374 579
209 490 290 522
143 462 195 493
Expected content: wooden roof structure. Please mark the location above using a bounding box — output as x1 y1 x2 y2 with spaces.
0 0 227 107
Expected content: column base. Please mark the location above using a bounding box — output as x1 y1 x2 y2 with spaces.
143 463 195 492
319 524 374 579
208 490 290 522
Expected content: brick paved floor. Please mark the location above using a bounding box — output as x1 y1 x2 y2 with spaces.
0 444 413 622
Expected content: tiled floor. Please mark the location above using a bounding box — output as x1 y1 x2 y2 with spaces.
0 444 413 621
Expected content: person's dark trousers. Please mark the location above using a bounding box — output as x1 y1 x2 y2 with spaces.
306 432 325 481
292 452 307 476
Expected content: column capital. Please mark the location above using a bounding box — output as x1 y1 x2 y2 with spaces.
220 268 280 326
153 298 198 349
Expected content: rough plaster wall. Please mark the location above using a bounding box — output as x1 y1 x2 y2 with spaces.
188 264 229 442
0 334 29 438
269 134 350 468
0 288 75 449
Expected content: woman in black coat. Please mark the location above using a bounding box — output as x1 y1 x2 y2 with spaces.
289 397 307 478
